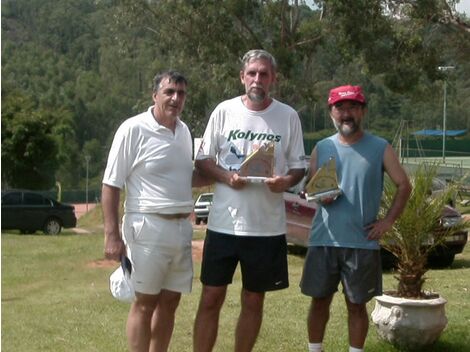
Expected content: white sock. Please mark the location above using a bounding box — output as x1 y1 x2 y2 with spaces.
349 347 363 352
308 342 322 352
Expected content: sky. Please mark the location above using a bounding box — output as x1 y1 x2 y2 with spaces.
456 0 470 15
303 0 470 16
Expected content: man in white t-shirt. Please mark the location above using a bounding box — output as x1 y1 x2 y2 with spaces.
193 50 306 352
102 71 208 352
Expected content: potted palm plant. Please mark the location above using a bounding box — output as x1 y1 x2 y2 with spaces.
371 163 469 350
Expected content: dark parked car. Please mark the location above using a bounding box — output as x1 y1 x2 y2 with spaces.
1 190 77 235
194 192 213 225
284 183 468 268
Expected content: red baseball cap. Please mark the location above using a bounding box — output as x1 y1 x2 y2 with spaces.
328 85 366 106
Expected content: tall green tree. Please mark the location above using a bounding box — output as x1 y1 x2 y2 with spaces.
1 90 60 189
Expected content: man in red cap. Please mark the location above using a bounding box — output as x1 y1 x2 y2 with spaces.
300 85 412 352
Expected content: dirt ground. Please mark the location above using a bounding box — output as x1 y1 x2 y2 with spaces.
73 203 97 219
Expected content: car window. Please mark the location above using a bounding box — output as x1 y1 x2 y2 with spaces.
23 193 48 205
432 178 446 192
2 192 22 205
198 194 213 202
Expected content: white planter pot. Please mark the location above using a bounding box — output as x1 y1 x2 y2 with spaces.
371 294 447 349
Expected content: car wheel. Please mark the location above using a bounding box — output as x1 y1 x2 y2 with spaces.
43 218 62 235
195 218 201 225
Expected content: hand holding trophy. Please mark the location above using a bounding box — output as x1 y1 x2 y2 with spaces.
304 157 341 202
238 142 275 182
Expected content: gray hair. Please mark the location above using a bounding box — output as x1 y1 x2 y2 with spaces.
152 70 187 92
241 49 277 72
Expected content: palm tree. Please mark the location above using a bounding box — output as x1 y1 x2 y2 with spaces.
380 163 469 298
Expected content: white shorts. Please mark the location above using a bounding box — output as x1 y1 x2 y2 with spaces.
122 213 193 295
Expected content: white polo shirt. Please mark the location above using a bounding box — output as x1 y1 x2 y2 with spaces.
103 107 194 214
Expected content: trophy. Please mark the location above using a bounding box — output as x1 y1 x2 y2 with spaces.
304 157 341 202
238 142 274 182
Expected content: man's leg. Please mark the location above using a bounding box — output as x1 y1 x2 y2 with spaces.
345 297 368 349
234 289 265 352
127 292 159 352
307 295 334 343
193 285 228 352
149 289 181 352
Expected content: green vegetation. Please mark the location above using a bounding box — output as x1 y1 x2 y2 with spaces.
2 224 470 351
381 164 470 298
457 201 470 214
2 0 470 191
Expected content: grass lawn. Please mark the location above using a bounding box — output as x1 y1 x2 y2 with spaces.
2 224 470 351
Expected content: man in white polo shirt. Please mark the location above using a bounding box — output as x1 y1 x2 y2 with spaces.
102 70 208 352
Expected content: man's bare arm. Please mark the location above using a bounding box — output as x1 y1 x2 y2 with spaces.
102 184 125 261
192 167 215 188
382 144 412 224
366 144 412 240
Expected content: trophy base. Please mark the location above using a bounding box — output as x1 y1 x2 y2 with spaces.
239 176 268 183
305 189 342 202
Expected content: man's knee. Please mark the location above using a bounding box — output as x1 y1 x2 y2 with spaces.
158 290 182 312
199 286 227 312
241 289 265 312
133 292 161 312
345 299 367 317
310 295 333 313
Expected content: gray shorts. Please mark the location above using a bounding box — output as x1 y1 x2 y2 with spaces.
300 246 382 304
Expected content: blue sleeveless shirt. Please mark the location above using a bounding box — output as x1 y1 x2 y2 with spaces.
308 132 388 250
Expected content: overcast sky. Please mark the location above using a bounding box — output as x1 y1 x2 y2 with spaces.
456 0 470 15
304 0 470 15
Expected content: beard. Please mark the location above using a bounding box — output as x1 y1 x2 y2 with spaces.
333 118 360 137
247 87 266 102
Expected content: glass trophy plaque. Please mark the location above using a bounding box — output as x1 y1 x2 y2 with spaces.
305 157 341 202
238 143 274 182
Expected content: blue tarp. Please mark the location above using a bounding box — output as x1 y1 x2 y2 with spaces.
412 129 468 137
